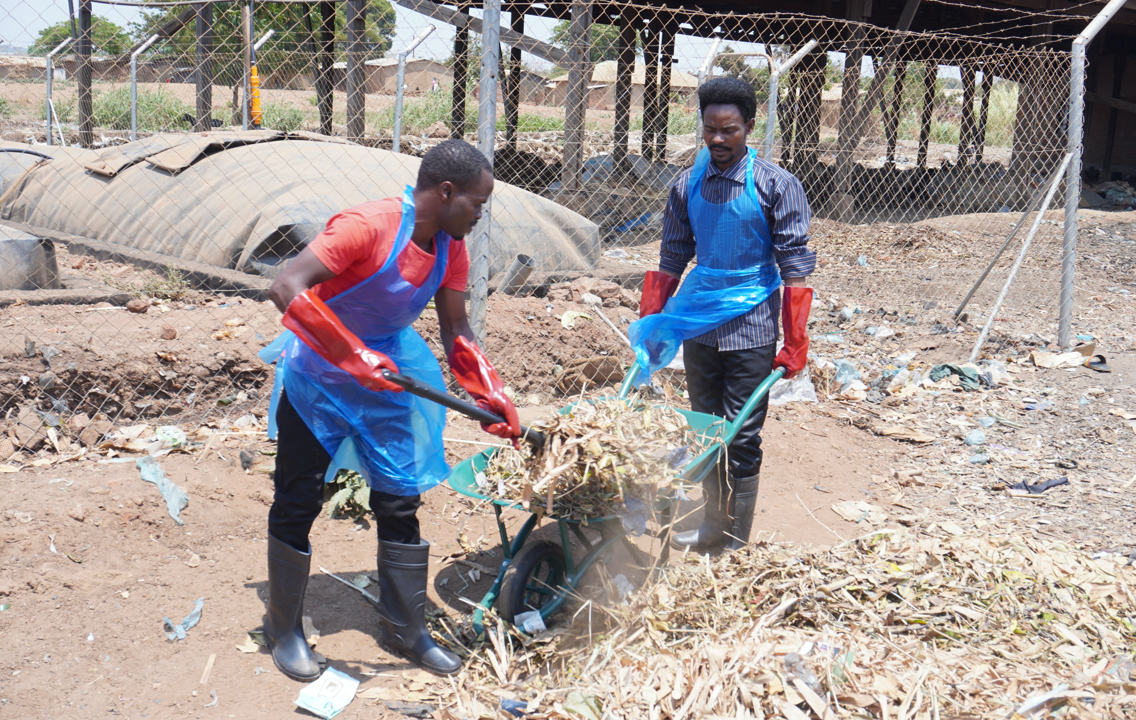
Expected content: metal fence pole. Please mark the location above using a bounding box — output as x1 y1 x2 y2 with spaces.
77 0 92 148
469 0 501 345
130 34 161 142
345 0 368 143
393 25 436 154
1061 0 1126 348
694 37 722 147
242 2 252 131
765 40 818 161
45 37 73 147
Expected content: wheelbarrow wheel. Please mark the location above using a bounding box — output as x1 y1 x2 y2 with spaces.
498 540 568 624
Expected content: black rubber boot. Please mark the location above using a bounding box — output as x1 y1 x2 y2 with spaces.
724 473 760 551
265 533 321 681
376 539 461 675
671 464 731 552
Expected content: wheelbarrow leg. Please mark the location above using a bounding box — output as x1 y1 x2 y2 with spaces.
473 507 539 637
656 500 673 568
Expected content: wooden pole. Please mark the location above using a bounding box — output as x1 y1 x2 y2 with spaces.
345 0 367 142
884 61 906 166
77 0 93 147
560 0 592 191
918 61 935 169
452 14 468 139
195 3 214 133
242 2 252 130
1101 53 1126 179
831 0 867 219
795 45 825 175
613 18 634 177
655 24 674 163
504 5 525 147
958 64 976 164
976 66 993 164
313 2 335 136
641 24 657 163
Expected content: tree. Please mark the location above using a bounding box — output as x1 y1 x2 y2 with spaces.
126 0 396 83
29 17 130 56
550 22 638 64
714 46 771 102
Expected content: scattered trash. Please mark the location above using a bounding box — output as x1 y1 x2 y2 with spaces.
559 311 592 329
562 691 603 720
769 370 819 405
0 604 10 612
514 610 547 635
294 667 359 719
350 574 370 589
500 698 536 717
163 597 204 641
236 633 262 653
831 501 887 525
612 574 637 603
976 417 997 428
381 700 436 718
136 456 189 525
963 429 986 446
203 689 218 708
1008 476 1069 495
783 652 823 695
254 667 270 676
876 425 934 443
929 364 981 391
968 453 991 464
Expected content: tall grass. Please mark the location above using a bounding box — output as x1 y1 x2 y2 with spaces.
894 81 1018 149
630 106 700 135
92 86 192 132
262 103 306 132
372 91 477 134
0 97 13 120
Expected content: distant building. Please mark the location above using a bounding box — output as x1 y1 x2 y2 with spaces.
545 61 699 110
331 58 453 95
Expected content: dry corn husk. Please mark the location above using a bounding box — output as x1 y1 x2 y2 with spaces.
481 396 715 522
429 527 1136 720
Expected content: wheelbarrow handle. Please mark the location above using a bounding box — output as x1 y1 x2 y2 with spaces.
380 370 545 450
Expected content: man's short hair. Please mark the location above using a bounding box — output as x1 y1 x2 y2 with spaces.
698 77 758 123
416 139 492 190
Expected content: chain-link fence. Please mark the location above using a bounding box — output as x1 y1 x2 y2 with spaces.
0 0 1104 463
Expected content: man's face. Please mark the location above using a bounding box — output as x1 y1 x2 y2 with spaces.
438 169 494 239
702 104 754 169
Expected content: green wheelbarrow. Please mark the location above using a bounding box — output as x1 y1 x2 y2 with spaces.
440 362 785 635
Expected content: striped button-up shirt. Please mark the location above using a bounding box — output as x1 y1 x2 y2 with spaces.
660 150 816 351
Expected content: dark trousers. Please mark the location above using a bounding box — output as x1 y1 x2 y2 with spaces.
683 339 775 481
268 391 422 552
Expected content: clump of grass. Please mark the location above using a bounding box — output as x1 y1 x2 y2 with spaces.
102 263 191 301
262 103 307 132
372 91 479 135
92 86 192 132
502 113 564 132
0 97 13 120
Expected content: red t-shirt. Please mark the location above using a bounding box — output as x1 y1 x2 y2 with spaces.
307 197 469 301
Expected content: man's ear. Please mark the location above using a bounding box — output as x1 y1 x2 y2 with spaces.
439 180 454 202
745 118 756 135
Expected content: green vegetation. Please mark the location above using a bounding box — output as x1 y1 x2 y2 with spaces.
325 470 371 518
506 113 564 132
262 103 306 132
631 106 721 136
92 86 192 132
30 17 130 56
102 264 191 301
372 91 478 134
891 71 1018 149
128 1 396 84
0 98 13 120
551 22 639 63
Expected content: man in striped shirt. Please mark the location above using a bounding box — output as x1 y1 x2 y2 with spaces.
640 77 815 552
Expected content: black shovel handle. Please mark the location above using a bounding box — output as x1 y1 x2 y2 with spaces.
381 370 545 449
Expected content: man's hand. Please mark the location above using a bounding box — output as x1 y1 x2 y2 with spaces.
283 289 403 392
772 285 813 378
639 270 680 318
448 336 520 442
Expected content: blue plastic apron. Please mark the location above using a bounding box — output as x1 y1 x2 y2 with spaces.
259 186 451 496
628 147 782 380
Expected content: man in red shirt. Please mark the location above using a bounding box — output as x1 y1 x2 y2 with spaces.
261 140 518 679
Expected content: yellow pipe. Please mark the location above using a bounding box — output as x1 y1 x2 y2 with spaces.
250 65 263 128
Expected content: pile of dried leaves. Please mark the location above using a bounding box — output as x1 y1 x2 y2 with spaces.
480 397 714 522
433 527 1135 719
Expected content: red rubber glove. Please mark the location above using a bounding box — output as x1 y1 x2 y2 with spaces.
282 289 402 393
773 285 813 378
448 336 520 442
639 270 680 318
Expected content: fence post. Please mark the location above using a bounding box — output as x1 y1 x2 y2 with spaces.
242 2 252 131
315 2 335 136
77 0 93 148
504 5 526 148
613 18 636 176
130 34 161 142
345 0 367 143
45 37 73 147
468 0 501 345
195 3 213 133
451 11 468 139
560 0 592 191
641 22 657 163
393 25 436 154
1061 0 1127 348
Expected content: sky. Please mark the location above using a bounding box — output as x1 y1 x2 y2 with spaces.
0 0 958 79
